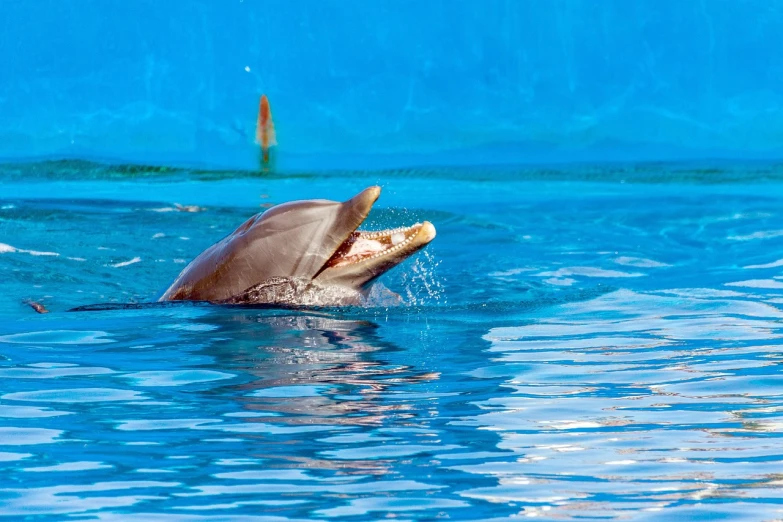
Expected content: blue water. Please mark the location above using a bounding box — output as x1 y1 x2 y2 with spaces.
3 162 783 519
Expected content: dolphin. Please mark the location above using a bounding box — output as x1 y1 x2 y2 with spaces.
158 186 436 305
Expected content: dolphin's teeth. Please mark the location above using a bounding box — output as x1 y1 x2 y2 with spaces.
325 223 424 268
357 223 420 241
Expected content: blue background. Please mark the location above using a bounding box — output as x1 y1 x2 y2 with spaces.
2 0 782 169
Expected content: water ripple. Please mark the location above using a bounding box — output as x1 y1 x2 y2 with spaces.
3 388 145 403
0 427 63 445
5 173 783 519
122 370 234 387
0 330 114 345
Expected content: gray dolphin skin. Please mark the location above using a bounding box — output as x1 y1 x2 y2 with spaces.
158 186 436 305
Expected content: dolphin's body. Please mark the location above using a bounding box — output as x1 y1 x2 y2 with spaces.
158 186 436 306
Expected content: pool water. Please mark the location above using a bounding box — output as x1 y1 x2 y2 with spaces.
2 161 783 520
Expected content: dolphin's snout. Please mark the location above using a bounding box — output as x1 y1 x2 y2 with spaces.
418 221 436 243
365 185 381 200
343 186 381 220
355 185 381 205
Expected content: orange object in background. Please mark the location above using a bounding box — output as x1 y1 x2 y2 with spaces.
255 94 276 165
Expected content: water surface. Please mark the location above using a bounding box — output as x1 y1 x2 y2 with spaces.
2 162 783 520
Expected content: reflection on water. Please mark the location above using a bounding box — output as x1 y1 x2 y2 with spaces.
0 309 471 518
3 166 783 519
465 289 783 518
206 313 440 432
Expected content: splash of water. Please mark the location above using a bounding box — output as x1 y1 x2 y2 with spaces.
399 250 446 306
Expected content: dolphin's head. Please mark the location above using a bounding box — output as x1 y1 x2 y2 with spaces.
159 186 436 303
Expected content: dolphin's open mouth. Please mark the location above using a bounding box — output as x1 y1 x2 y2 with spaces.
314 187 436 287
325 223 432 268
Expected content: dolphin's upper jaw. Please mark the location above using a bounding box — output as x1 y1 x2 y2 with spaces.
325 223 430 268
314 216 436 288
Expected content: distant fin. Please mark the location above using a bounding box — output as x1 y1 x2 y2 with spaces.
255 94 277 147
267 121 277 147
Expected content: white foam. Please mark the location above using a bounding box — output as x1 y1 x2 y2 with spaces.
110 257 141 268
729 230 783 241
0 243 58 256
489 268 537 277
725 279 783 289
536 267 644 278
614 256 670 268
543 277 576 286
744 258 783 269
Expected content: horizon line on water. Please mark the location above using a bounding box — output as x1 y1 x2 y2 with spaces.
4 138 783 174
3 156 783 187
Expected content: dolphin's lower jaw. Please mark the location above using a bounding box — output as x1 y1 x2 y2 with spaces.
315 221 436 289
